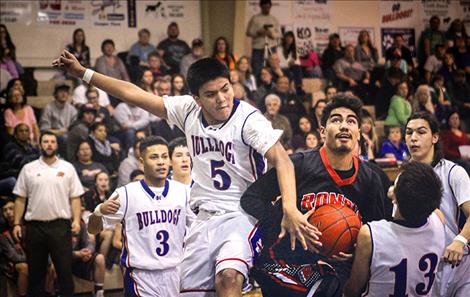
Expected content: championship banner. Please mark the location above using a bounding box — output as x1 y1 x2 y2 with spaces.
381 27 416 57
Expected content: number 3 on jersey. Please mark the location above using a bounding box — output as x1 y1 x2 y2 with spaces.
156 230 169 256
210 160 231 190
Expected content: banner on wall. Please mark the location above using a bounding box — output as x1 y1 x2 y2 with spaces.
338 27 375 47
379 0 417 27
139 1 193 22
294 24 315 57
0 1 33 25
293 0 331 23
37 0 87 26
90 0 127 27
418 0 465 31
381 27 416 57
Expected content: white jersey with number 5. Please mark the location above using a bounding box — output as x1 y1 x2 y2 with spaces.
164 96 282 213
363 212 446 297
102 179 190 270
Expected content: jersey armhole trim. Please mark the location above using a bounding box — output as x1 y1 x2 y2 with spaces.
123 185 129 219
241 110 259 146
447 163 458 205
183 104 197 131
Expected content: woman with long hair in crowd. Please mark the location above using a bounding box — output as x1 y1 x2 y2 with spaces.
278 31 303 92
0 24 16 61
139 68 154 93
66 28 90 68
291 116 313 150
360 109 379 160
355 30 378 71
171 73 189 96
309 99 327 131
440 111 470 173
212 36 237 71
236 56 257 93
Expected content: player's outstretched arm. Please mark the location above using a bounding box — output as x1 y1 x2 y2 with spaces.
343 225 372 297
444 200 470 267
52 50 167 119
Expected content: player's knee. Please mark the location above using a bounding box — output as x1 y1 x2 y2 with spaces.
215 269 244 289
95 253 105 268
15 262 28 275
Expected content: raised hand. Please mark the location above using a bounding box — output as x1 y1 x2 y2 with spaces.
100 194 120 215
52 50 86 78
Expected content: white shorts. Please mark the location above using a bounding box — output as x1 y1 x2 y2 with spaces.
434 254 470 297
180 210 257 296
124 267 179 297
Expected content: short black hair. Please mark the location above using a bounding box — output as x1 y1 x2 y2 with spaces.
168 137 187 159
89 122 106 133
130 169 144 181
395 161 442 222
138 28 150 36
406 112 442 166
101 39 114 52
320 94 363 127
140 136 169 154
186 58 230 96
13 123 29 135
39 130 57 143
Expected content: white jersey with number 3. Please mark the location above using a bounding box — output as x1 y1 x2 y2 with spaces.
363 212 446 297
164 96 282 213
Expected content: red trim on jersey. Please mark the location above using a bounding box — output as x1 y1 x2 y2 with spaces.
129 270 143 297
181 289 216 293
216 257 250 271
122 221 131 268
319 146 359 186
247 224 258 257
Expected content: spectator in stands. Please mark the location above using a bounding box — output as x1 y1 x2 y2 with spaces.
157 22 190 75
127 28 156 65
267 52 287 84
321 33 344 84
0 24 16 61
355 30 378 71
118 139 142 186
113 101 149 152
139 68 154 93
1 77 24 99
73 141 108 190
246 0 281 77
291 116 313 150
180 38 205 78
385 33 414 72
171 74 189 96
168 137 192 186
278 31 303 91
71 221 106 297
445 19 468 47
4 87 39 144
147 51 168 81
39 84 77 154
236 56 257 93
440 111 470 171
129 169 144 182
412 84 435 114
296 130 321 152
232 82 250 103
424 43 446 83
361 109 379 160
72 82 112 113
431 74 453 124
0 43 18 79
375 67 404 119
448 35 470 76
66 28 90 68
212 36 237 71
95 39 130 82
324 85 337 101
385 81 412 127
452 70 470 130
300 47 322 78
12 131 83 297
438 52 458 89
309 99 327 131
272 75 306 128
334 44 370 100
253 66 275 109
67 103 97 161
379 125 408 161
88 122 120 174
2 123 39 177
0 197 28 297
85 87 113 131
418 15 446 67
263 94 292 146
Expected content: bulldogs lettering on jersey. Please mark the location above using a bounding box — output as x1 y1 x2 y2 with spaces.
164 96 283 213
102 179 190 270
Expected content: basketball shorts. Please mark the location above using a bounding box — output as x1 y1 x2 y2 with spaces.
124 267 179 297
434 254 470 297
180 210 257 296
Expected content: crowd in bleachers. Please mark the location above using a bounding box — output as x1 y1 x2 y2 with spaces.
0 5 470 295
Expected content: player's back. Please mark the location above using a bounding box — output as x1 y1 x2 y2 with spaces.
364 212 446 297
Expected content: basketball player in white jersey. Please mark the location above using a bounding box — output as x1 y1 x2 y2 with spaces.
54 51 320 296
404 112 470 297
169 137 192 187
88 136 192 296
343 161 446 297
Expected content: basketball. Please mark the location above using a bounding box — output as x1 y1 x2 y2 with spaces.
308 204 362 258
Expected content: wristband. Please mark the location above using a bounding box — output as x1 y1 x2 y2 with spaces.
93 204 103 217
454 235 468 245
82 69 95 84
13 223 21 227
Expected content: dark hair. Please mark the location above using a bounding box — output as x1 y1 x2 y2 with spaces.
393 33 404 40
148 51 161 61
101 39 115 52
305 130 321 148
134 139 142 151
406 112 442 166
39 131 57 143
394 80 408 95
259 0 272 6
138 28 150 36
6 87 26 109
168 137 187 159
130 169 144 181
171 73 189 95
89 122 106 133
72 28 86 47
75 140 92 161
320 94 363 127
187 58 230 96
94 171 109 183
430 15 440 24
282 31 297 60
13 123 29 135
85 87 99 99
434 43 445 52
324 85 337 94
357 30 374 50
385 125 401 138
212 36 236 69
0 24 16 61
432 74 444 85
140 136 169 154
313 99 327 112
445 109 460 129
395 161 442 222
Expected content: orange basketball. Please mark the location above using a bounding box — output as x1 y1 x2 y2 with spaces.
308 204 362 258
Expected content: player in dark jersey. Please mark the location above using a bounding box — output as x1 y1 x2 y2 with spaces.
241 94 385 297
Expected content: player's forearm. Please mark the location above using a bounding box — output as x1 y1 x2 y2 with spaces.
71 197 81 225
14 197 26 225
456 202 470 242
87 214 104 235
275 154 297 213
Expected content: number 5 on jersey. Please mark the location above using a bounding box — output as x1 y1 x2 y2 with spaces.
210 160 231 190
